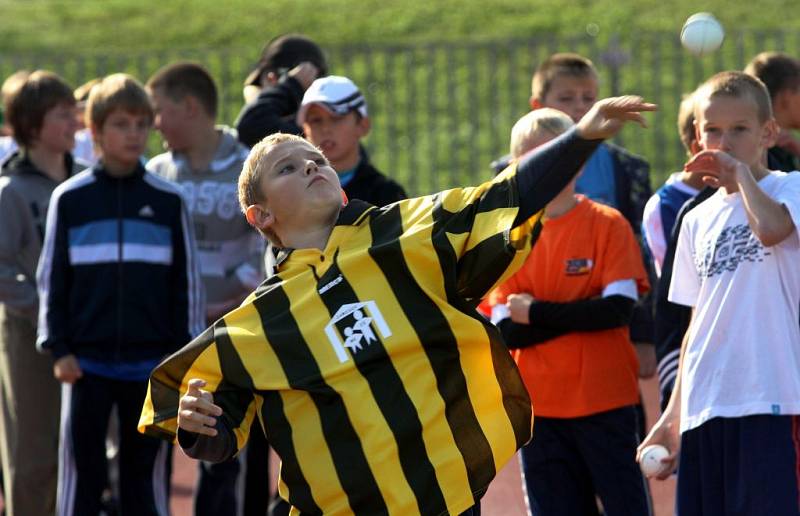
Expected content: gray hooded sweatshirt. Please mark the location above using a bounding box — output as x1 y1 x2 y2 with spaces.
147 126 265 321
0 151 85 325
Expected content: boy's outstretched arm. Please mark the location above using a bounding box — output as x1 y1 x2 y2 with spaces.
514 96 657 225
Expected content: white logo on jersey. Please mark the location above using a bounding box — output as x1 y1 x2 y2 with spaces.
324 301 392 363
318 274 343 295
139 205 155 217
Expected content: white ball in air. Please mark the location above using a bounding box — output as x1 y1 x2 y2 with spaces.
681 13 725 56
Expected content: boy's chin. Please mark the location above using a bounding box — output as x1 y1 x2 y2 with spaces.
309 194 345 217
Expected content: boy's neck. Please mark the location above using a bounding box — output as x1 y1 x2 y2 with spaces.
183 125 221 172
332 149 361 174
27 145 68 183
282 222 336 251
544 192 579 219
749 159 770 180
102 157 140 178
279 206 341 251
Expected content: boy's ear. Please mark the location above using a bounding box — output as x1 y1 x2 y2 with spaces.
529 97 543 110
89 122 101 144
357 115 371 137
761 118 779 149
245 204 274 231
693 119 702 148
184 95 201 118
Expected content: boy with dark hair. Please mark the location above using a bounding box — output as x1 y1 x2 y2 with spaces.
297 75 406 207
641 72 800 515
0 71 31 164
37 73 204 516
236 33 328 148
0 69 82 516
147 60 265 516
744 51 800 171
139 96 656 515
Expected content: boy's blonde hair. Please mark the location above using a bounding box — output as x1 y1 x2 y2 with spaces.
509 108 574 159
677 93 697 155
87 73 153 130
238 132 311 246
74 78 101 104
531 53 599 102
694 71 773 123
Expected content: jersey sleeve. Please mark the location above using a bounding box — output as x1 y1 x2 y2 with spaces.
138 323 258 453
668 217 701 307
432 168 537 302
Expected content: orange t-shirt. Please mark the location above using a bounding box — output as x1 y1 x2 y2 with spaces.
489 196 649 418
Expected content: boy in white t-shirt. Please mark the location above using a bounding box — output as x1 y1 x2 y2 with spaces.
639 71 800 515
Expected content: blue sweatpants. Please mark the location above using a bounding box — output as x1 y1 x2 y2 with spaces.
678 414 800 516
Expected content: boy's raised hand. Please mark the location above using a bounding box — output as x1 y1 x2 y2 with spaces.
288 62 320 90
684 149 747 191
178 378 223 437
576 96 657 140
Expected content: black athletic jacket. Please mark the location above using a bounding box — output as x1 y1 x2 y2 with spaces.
36 162 205 361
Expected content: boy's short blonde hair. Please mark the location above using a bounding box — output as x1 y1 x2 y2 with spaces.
677 93 697 155
87 73 153 130
509 108 574 159
74 78 101 104
238 132 311 246
694 71 773 123
531 53 599 102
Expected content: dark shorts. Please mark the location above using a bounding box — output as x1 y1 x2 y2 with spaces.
678 414 800 516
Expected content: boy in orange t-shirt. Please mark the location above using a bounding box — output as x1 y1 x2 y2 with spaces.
489 108 650 516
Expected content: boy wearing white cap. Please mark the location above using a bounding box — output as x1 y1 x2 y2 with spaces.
297 75 406 207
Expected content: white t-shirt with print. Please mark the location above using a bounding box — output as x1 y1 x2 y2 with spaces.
669 171 800 434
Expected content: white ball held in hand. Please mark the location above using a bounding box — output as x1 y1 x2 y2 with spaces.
681 13 725 56
639 444 670 477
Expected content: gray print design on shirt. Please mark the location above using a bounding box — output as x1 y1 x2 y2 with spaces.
695 223 771 277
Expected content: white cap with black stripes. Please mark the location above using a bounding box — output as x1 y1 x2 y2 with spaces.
296 76 368 126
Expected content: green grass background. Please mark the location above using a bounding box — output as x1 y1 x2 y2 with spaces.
2 0 799 191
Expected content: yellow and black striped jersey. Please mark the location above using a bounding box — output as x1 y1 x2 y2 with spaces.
139 128 602 515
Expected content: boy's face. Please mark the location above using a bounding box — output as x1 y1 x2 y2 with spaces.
149 88 191 151
92 109 150 168
248 139 342 237
301 105 369 169
36 101 78 154
534 75 598 122
695 94 776 168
